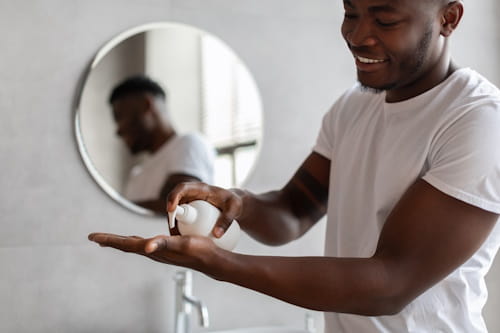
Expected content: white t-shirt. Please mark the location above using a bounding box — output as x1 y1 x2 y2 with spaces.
314 68 500 332
124 133 216 202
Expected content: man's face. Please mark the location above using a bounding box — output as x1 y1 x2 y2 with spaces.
341 0 444 95
112 94 154 154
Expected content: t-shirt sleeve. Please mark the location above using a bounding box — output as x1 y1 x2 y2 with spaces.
170 134 216 184
313 106 336 160
422 104 500 213
313 91 354 160
314 87 359 159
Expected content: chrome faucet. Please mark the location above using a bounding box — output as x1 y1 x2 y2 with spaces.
173 270 210 333
304 312 316 333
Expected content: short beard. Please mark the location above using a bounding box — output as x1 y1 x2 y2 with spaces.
359 84 389 94
408 26 433 78
358 23 433 94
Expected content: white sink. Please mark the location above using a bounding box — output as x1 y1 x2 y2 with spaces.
209 327 309 333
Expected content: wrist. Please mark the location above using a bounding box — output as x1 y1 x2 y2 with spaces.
229 188 252 221
201 244 238 281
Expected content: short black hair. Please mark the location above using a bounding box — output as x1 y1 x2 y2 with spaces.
109 75 166 104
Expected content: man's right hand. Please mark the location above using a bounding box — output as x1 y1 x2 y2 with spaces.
166 182 244 238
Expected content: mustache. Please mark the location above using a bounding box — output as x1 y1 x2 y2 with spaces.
347 43 385 58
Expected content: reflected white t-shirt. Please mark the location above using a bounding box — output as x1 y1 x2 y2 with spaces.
124 133 215 202
314 68 500 332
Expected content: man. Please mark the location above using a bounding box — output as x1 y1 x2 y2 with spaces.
90 1 500 332
109 75 215 214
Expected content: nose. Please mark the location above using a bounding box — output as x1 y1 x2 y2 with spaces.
344 20 377 48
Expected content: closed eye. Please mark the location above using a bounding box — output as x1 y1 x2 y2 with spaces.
376 19 401 28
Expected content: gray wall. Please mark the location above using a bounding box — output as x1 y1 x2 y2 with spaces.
0 1 499 332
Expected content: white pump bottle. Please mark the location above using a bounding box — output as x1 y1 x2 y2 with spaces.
168 200 240 251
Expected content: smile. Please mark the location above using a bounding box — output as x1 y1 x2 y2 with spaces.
356 55 386 64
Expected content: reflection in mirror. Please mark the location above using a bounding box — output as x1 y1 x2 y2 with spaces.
75 22 263 216
109 75 217 214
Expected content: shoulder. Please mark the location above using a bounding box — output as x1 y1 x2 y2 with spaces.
426 70 500 177
419 68 500 138
446 68 500 106
175 133 210 147
174 133 216 157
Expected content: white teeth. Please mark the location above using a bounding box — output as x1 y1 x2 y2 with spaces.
356 56 385 64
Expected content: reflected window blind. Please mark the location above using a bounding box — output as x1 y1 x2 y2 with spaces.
200 34 262 150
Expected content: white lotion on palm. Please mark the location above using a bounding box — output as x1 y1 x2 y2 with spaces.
168 200 240 251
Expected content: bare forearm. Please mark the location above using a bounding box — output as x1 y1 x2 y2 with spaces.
208 250 398 316
89 231 405 316
231 189 309 245
230 153 328 245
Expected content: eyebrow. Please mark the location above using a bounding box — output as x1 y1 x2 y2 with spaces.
369 5 399 14
343 0 355 8
343 0 400 13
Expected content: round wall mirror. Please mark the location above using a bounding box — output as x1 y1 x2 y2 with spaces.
75 22 263 216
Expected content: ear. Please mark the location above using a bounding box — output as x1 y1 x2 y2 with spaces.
142 93 157 114
142 93 158 121
440 1 464 37
142 94 165 128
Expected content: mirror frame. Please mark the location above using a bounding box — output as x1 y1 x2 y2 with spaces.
75 22 263 216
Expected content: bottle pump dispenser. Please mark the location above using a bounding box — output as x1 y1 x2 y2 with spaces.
168 200 240 251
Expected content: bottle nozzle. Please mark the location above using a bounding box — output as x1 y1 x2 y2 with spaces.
168 205 185 229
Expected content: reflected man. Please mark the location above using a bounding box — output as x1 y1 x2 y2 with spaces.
109 75 215 214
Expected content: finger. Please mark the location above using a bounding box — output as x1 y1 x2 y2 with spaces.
145 236 216 268
166 183 209 227
213 196 242 238
145 235 170 254
166 183 197 212
129 235 144 240
88 233 146 253
144 235 197 257
213 214 234 238
88 232 128 243
166 182 215 213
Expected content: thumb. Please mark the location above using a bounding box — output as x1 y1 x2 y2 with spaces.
145 236 169 253
145 235 188 254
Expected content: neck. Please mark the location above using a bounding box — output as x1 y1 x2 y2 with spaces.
386 43 457 103
150 129 176 153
